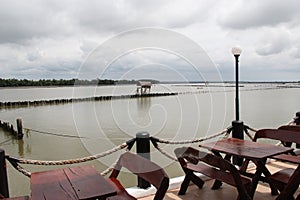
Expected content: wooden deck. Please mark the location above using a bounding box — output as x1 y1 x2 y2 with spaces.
139 160 300 200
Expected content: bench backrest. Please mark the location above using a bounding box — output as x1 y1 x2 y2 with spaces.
254 128 300 144
110 152 169 200
278 125 300 132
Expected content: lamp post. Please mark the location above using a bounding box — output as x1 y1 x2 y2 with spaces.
231 47 244 165
232 47 242 121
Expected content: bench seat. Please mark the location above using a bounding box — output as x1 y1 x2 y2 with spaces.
186 163 251 187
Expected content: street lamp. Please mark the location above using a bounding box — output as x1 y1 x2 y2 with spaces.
231 46 244 166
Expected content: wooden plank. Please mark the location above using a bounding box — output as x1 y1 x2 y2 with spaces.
185 163 250 186
269 168 295 184
31 168 78 200
64 166 116 200
272 154 300 164
31 165 116 200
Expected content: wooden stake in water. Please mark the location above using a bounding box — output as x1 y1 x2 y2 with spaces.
16 118 23 139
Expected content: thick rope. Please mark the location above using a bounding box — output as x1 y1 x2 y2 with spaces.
244 128 254 141
287 118 296 125
5 158 32 177
100 148 131 176
246 126 257 133
8 143 128 165
154 130 231 161
8 156 119 178
101 162 117 176
154 128 228 145
16 165 31 177
155 144 178 161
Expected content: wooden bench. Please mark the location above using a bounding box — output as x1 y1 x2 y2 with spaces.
268 155 300 200
174 147 252 200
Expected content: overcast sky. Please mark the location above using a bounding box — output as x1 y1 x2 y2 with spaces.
0 0 300 81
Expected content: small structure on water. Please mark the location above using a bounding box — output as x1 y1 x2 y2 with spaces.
136 81 152 95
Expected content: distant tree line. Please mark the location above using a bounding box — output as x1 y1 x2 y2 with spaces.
0 78 139 87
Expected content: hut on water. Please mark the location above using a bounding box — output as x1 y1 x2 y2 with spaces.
136 81 152 95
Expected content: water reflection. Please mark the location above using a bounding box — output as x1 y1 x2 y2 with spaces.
137 97 151 112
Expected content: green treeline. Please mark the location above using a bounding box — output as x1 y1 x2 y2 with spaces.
0 78 138 87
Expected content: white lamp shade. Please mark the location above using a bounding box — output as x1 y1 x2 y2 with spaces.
232 47 242 56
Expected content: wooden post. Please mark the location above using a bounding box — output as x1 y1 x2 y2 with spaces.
16 119 23 139
0 149 9 198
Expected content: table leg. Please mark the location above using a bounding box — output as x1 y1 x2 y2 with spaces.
249 162 263 198
256 161 279 195
252 160 278 196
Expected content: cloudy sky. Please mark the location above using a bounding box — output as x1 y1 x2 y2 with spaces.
0 0 300 81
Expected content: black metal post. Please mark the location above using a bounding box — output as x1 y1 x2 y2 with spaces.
235 54 240 121
295 112 300 148
0 149 9 198
295 112 300 125
232 53 244 166
136 132 151 189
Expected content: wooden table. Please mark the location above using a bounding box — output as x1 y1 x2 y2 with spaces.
199 138 293 198
30 165 117 200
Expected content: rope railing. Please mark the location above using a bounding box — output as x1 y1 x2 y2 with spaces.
244 125 257 141
154 144 178 161
6 159 31 177
6 142 128 166
150 129 232 161
150 128 229 145
100 162 117 177
150 125 259 161
5 140 134 178
4 126 259 178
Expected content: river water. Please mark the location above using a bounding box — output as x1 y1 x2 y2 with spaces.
0 83 299 197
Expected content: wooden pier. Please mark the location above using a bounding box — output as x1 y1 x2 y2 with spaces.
0 92 177 109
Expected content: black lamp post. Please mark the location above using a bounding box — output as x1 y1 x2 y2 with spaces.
231 47 244 165
232 47 242 121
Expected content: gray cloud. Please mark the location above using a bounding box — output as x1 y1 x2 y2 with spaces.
0 0 300 81
219 0 300 30
294 48 300 59
255 28 291 56
0 1 75 43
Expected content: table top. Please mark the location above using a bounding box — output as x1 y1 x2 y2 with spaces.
199 138 293 160
31 165 116 200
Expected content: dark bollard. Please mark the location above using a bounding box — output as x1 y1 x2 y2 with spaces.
0 149 9 198
295 112 300 124
232 120 244 166
136 132 151 189
295 112 300 148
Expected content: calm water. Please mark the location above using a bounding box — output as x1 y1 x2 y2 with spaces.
0 83 299 197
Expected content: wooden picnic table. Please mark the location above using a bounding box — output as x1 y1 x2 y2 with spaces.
199 138 294 198
30 165 117 200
